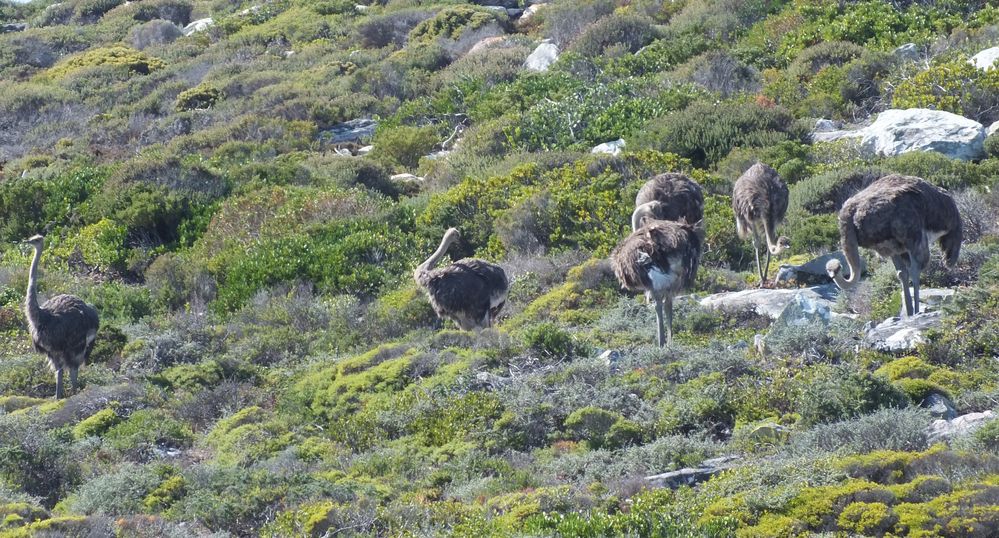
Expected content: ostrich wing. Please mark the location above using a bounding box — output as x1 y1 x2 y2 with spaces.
36 295 99 358
424 259 508 316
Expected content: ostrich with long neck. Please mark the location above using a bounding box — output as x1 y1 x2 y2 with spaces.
23 235 100 399
633 173 704 231
732 162 790 286
826 174 962 317
414 228 509 330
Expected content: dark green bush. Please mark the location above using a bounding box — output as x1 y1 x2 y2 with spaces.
175 84 223 111
569 13 657 57
796 366 908 427
372 125 439 170
523 322 575 359
409 5 502 43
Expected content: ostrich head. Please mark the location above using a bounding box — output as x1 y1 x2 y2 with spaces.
772 236 791 254
443 227 460 245
631 201 663 231
23 234 44 249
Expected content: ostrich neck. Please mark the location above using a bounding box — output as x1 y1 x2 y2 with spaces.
632 204 654 232
25 245 42 327
762 219 781 255
417 234 454 276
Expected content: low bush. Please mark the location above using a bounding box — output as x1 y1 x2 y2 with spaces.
569 13 657 58
46 46 166 78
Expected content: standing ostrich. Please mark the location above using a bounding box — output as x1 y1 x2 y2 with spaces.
23 235 100 399
414 228 509 330
826 174 962 317
611 210 702 348
732 162 790 286
632 173 704 231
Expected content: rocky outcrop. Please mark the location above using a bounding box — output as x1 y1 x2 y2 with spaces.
525 41 558 72
646 455 741 489
324 119 377 144
812 109 986 161
182 18 214 36
591 139 625 156
926 411 995 444
1 23 27 33
970 46 999 70
865 311 942 352
922 393 957 420
699 284 840 320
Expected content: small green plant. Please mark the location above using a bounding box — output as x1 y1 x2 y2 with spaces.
175 84 223 111
73 405 122 439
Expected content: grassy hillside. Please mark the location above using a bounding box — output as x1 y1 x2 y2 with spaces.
1 0 999 536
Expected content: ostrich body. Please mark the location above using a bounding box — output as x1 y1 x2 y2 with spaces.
826 174 962 317
23 235 100 399
632 173 704 231
414 228 509 330
732 162 790 285
611 211 702 348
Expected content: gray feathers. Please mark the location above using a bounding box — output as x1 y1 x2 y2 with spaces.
30 294 100 371
732 162 788 240
611 221 702 296
635 173 705 225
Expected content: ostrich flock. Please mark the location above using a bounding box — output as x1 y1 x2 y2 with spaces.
22 163 963 399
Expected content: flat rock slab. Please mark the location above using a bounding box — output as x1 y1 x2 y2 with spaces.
813 108 986 161
646 455 740 489
324 119 377 144
699 284 840 320
927 411 995 444
865 311 943 352
970 46 999 70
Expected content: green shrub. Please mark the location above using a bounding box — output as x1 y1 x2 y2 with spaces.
409 5 501 43
73 406 122 439
632 101 806 167
837 501 897 535
569 13 656 57
523 323 575 359
893 59 999 123
972 418 999 450
47 46 166 78
104 409 193 453
372 125 438 170
53 219 128 272
142 474 186 512
796 365 908 427
175 84 223 111
76 0 124 20
985 134 999 158
564 406 620 449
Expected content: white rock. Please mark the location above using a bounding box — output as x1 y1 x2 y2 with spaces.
699 284 841 320
591 139 626 156
357 145 373 156
391 173 424 182
519 3 547 24
926 411 995 444
988 120 999 137
866 311 943 352
813 109 986 161
525 41 558 72
970 46 999 70
814 118 841 132
182 18 214 36
467 36 507 56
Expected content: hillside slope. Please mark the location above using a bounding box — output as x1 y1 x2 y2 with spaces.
1 0 999 536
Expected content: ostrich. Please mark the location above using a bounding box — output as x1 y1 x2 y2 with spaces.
23 235 100 399
826 174 962 317
733 162 790 286
414 228 509 331
611 210 702 348
632 173 704 231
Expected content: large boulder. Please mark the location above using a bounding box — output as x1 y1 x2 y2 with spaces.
865 311 943 352
812 109 986 161
646 456 740 489
970 46 999 71
182 18 214 36
525 41 558 72
926 411 995 444
591 139 625 156
699 284 841 320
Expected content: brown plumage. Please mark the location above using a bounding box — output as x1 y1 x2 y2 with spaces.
414 228 509 330
611 212 702 348
633 173 704 230
732 162 790 285
826 174 962 317
23 235 100 399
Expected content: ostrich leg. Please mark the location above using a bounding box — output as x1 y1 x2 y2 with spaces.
909 253 922 316
665 295 674 348
55 367 64 399
891 255 914 317
70 367 79 393
751 233 764 286
654 297 666 348
763 247 772 286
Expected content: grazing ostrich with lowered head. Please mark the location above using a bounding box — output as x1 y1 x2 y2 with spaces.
611 209 702 348
632 173 704 231
414 228 509 330
826 174 962 317
733 162 790 286
23 235 100 399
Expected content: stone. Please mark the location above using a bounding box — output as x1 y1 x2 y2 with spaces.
1 23 27 33
813 109 986 161
467 36 507 56
182 18 214 36
441 21 505 59
698 284 841 320
814 118 841 132
865 311 943 352
525 41 558 72
324 119 377 144
926 411 995 444
591 139 626 156
970 46 999 71
506 8 524 17
775 251 862 286
646 455 740 489
357 145 373 156
599 349 621 371
922 393 957 420
988 120 999 137
893 43 921 62
518 3 547 25
391 173 424 182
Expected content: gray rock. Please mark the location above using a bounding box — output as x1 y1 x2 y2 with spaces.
970 46 999 71
182 18 214 36
646 455 740 489
324 119 377 144
599 349 621 371
922 393 957 420
475 371 510 389
813 109 986 161
390 173 424 182
1 23 27 33
591 139 625 156
814 118 841 132
989 120 999 137
506 8 524 18
525 41 558 72
893 43 921 62
865 311 943 352
926 411 995 444
775 251 861 286
518 3 547 25
698 284 841 320
357 145 374 156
